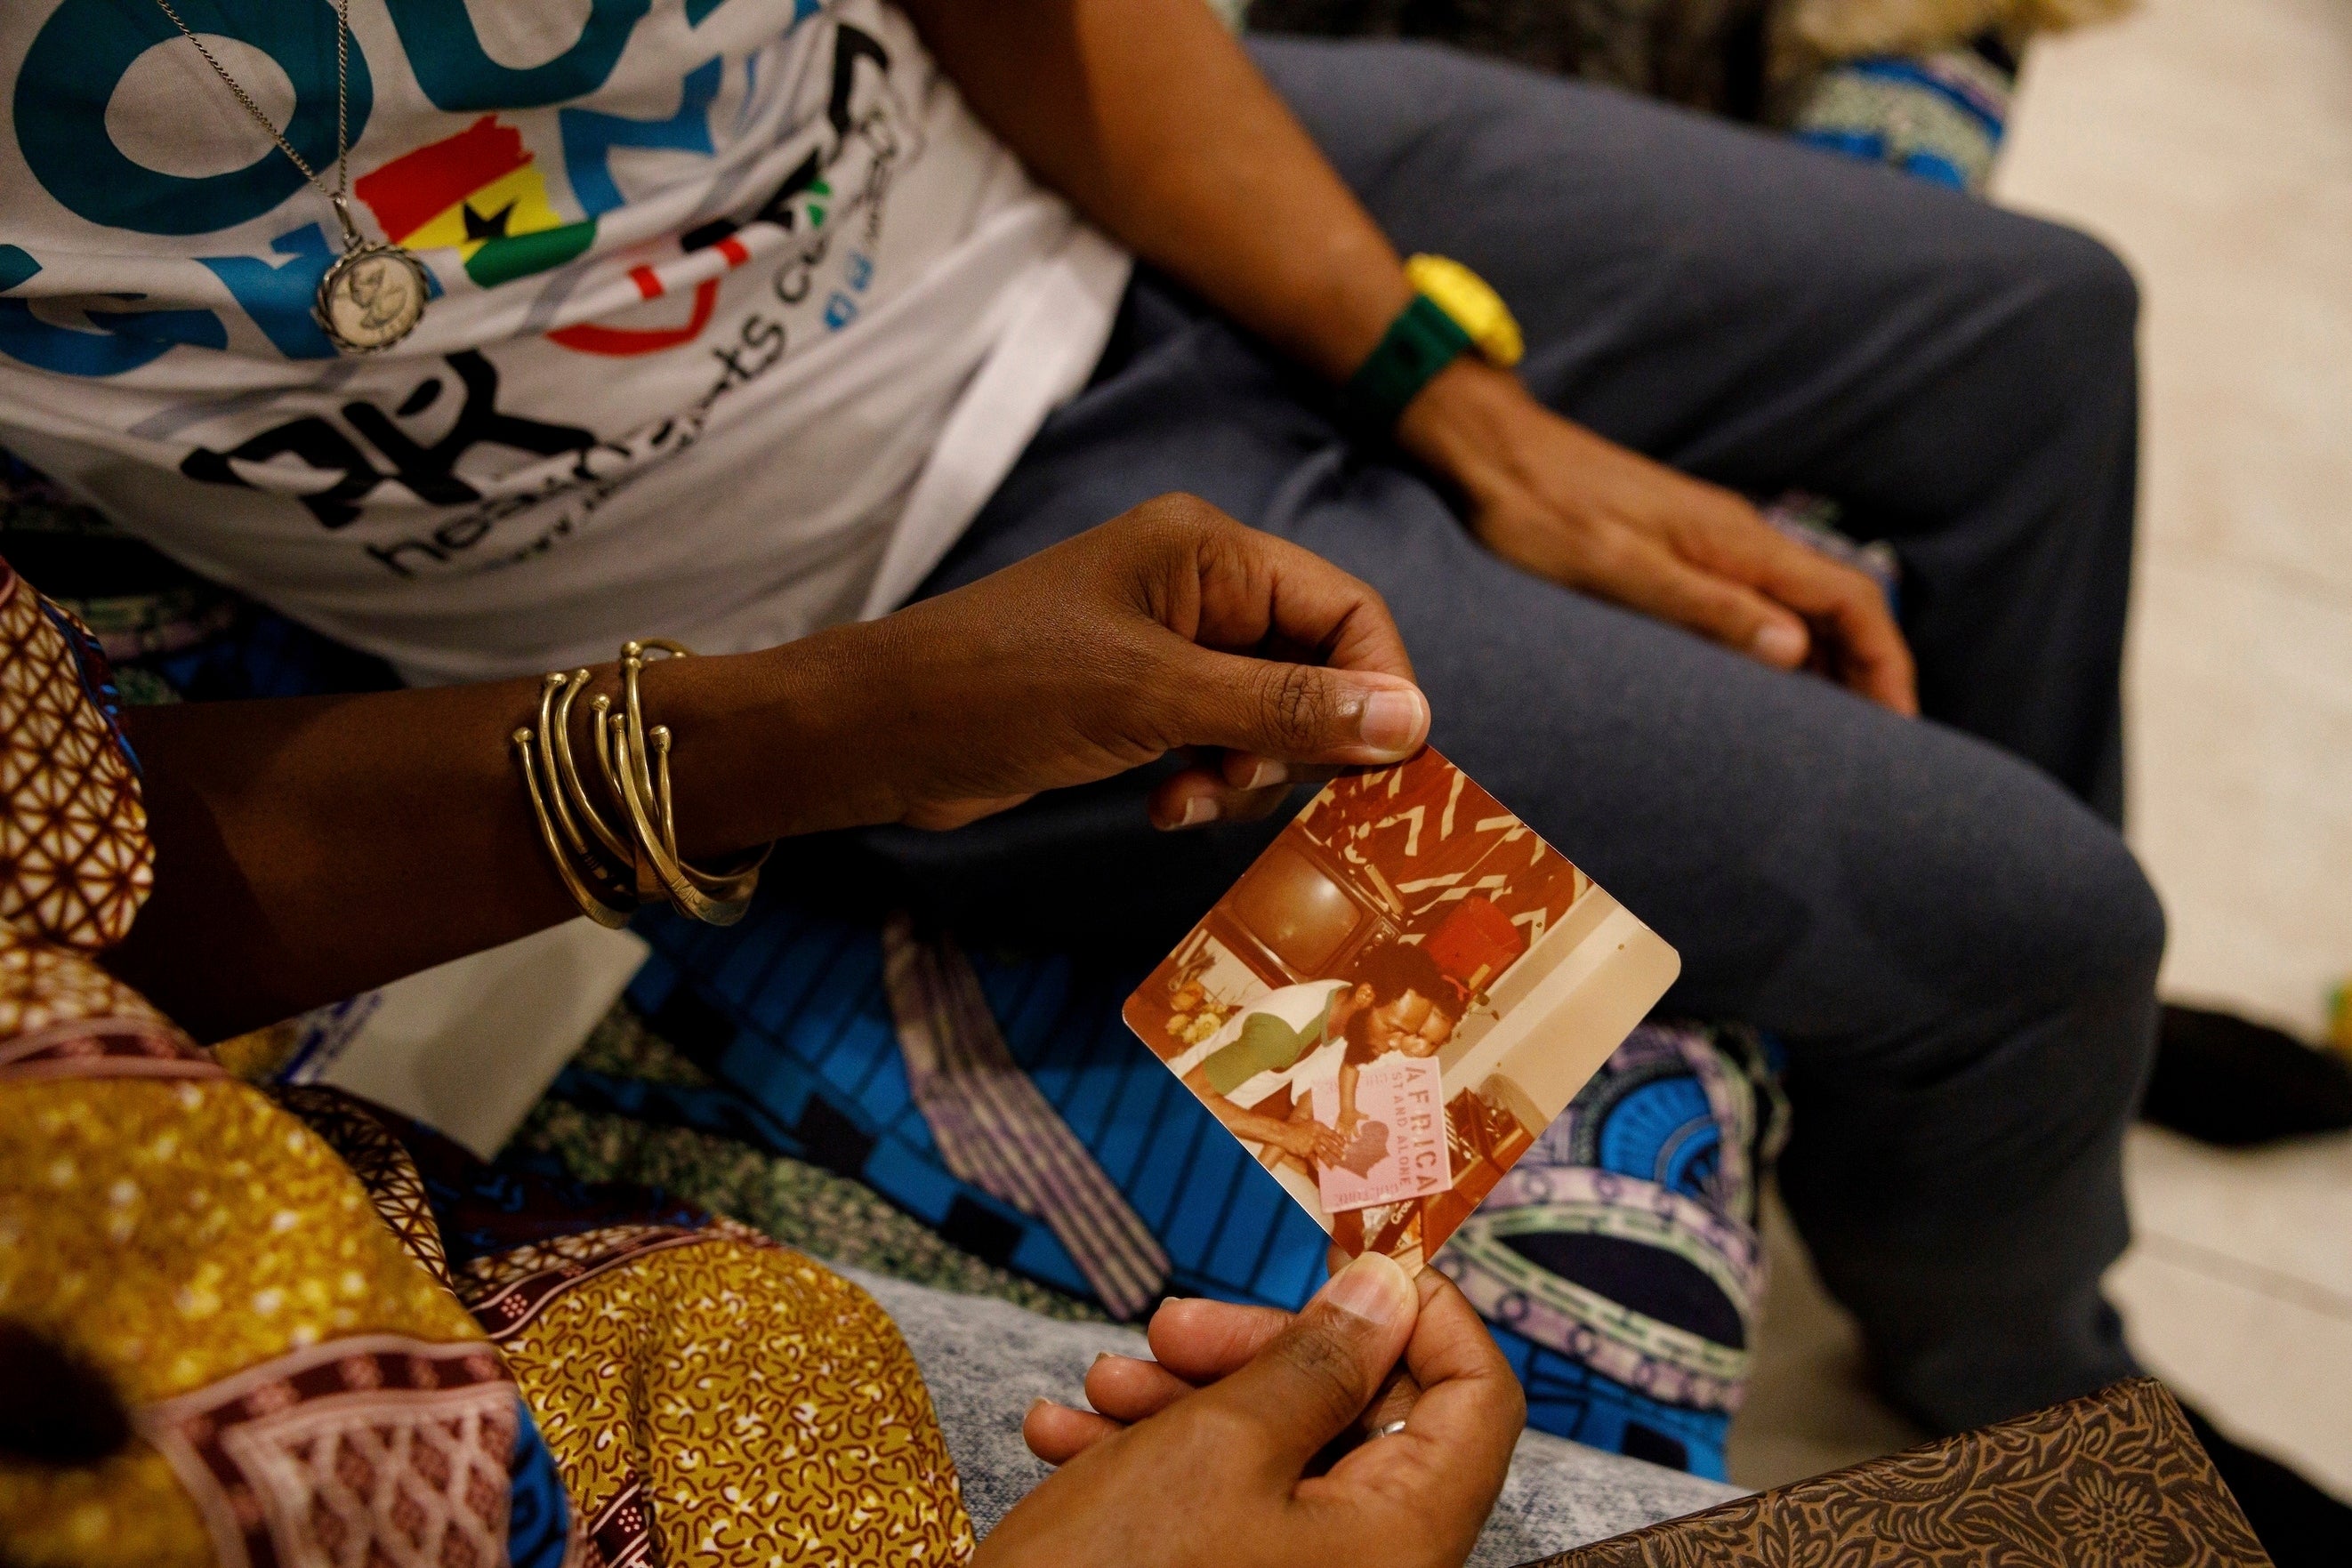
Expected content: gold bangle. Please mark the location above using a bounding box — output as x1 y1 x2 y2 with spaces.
542 669 634 869
513 637 769 929
511 728 636 929
629 643 764 903
589 639 769 926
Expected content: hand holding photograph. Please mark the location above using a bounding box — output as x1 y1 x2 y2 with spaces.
1124 748 1680 1275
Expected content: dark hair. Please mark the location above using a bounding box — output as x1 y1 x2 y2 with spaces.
1341 943 1459 1065
1349 941 1451 1008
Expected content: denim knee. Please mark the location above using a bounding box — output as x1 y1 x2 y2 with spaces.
2042 227 2140 349
1884 754 2166 1017
1961 808 2165 1189
1994 219 2143 406
2042 823 2166 1113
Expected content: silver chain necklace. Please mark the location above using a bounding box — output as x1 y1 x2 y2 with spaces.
154 0 429 353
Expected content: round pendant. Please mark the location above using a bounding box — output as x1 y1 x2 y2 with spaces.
314 243 430 354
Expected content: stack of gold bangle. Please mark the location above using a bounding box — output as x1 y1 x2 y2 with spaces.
512 639 769 928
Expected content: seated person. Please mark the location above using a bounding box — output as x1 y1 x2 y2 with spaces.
13 0 2343 1545
3 525 1751 1565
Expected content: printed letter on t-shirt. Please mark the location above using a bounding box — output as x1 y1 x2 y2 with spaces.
17 0 375 237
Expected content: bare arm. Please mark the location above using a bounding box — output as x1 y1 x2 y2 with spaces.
899 0 1410 383
901 0 1916 710
1184 1065 1327 1158
103 503 1430 1040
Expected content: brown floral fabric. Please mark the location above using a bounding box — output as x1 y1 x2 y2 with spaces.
0 560 151 958
1521 1378 2271 1567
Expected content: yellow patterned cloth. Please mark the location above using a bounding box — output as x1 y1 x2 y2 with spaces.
0 1075 497 1568
477 1227 972 1565
0 559 975 1568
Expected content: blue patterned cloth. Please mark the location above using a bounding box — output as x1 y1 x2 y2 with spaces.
1791 46 2014 194
621 901 1787 1479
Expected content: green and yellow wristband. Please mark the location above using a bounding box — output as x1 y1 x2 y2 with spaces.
1341 254 1525 431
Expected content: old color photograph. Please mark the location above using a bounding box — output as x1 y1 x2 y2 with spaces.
1124 748 1680 1274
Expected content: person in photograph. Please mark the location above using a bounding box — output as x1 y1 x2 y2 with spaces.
1180 943 1463 1165
1333 944 1465 1146
1175 974 1363 1162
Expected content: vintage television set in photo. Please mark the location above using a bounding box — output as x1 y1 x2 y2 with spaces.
1125 748 1680 1274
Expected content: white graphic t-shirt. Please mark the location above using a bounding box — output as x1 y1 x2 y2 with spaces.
0 0 1129 682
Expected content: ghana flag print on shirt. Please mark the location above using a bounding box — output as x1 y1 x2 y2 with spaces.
355 117 596 291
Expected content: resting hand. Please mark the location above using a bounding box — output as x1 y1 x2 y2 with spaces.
987 1255 1523 1568
1310 1118 1349 1163
1397 360 1917 714
1259 1118 1335 1163
802 494 1429 833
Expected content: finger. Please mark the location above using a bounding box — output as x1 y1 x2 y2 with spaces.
1223 751 1291 791
1182 1250 1419 1475
1752 547 1917 715
1324 1271 1522 1515
1022 1399 1128 1467
1146 1297 1296 1384
1157 643 1431 770
1185 512 1418 683
1575 523 1817 672
1294 1275 1518 1567
1217 753 1340 793
1359 1362 1422 1435
1312 1243 1424 1453
1148 754 1341 829
1083 1353 1200 1425
1147 767 1294 831
1671 507 1919 715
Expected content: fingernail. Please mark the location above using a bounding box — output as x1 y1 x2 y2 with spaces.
1356 688 1428 758
1752 621 1808 666
1177 796 1218 827
1321 1251 1414 1329
1242 758 1289 790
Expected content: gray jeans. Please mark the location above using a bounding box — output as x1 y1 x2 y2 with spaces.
866 37 2161 1435
853 1268 1740 1560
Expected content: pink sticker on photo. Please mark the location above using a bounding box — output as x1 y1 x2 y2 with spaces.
1309 1054 1452 1213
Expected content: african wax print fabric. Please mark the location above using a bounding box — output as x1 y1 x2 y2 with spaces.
0 556 975 1567
297 1092 979 1568
0 553 149 961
